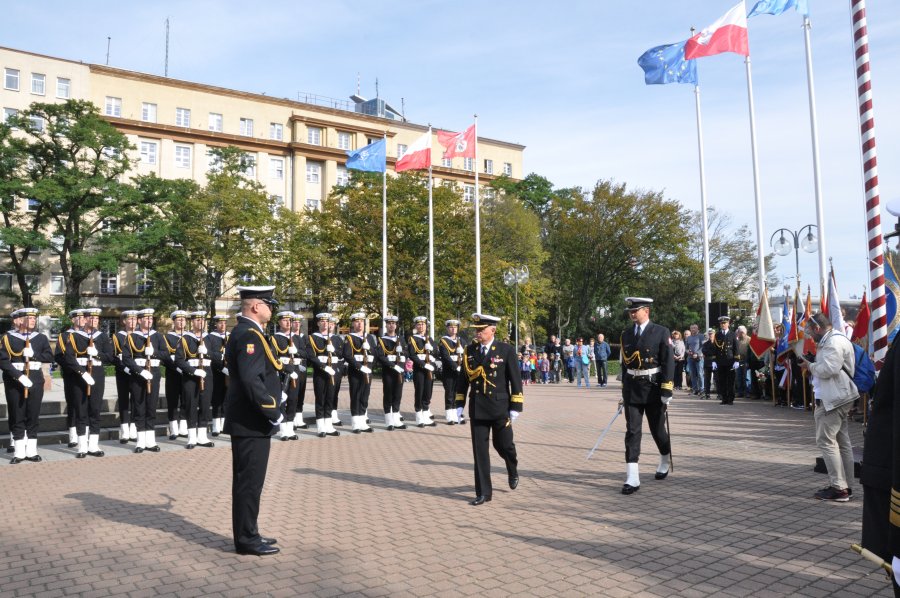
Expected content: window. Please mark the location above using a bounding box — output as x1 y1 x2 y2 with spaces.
442 157 452 168
28 116 43 132
463 184 475 202
56 77 70 99
484 159 493 175
397 144 408 158
307 126 322 145
174 145 192 169
141 103 157 123
50 235 64 251
272 195 284 212
503 162 512 176
207 150 221 171
139 140 157 165
0 273 11 292
244 155 256 177
175 107 191 127
5 68 19 91
336 165 349 186
3 107 17 124
305 198 320 210
27 198 40 212
105 96 121 117
24 275 39 293
269 123 283 141
337 132 351 150
462 157 474 171
208 112 223 132
306 162 320 184
239 118 254 136
136 269 153 295
50 274 65 295
270 157 284 180
31 73 45 95
99 271 118 295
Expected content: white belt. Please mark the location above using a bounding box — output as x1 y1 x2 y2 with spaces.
627 367 660 377
367 355 374 362
450 355 458 362
188 359 199 367
150 359 160 367
399 356 406 363
388 355 396 362
354 355 364 362
318 355 328 363
134 358 147 366
12 362 43 371
76 358 88 366
201 359 211 367
280 357 291 364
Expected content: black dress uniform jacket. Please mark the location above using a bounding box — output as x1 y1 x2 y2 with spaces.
0 331 53 386
438 335 464 377
223 316 284 437
620 322 675 404
713 329 739 364
455 340 524 419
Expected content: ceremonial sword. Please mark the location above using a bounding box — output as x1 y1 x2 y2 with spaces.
586 402 623 460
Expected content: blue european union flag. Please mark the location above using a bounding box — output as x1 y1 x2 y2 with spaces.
346 138 386 173
637 41 698 86
748 0 809 18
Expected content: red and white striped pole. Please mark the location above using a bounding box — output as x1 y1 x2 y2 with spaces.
850 0 887 367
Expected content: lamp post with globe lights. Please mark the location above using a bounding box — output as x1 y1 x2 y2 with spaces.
503 266 529 351
770 225 818 290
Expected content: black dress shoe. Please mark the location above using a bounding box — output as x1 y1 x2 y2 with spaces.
168 434 178 441
447 421 457 425
621 483 640 495
289 435 299 440
67 442 78 449
395 424 406 430
146 445 161 452
280 436 290 441
426 421 437 427
134 447 145 454
326 431 340 437
509 476 519 490
119 438 130 444
352 429 361 434
76 452 87 459
235 543 280 556
185 444 195 450
654 470 669 480
198 442 214 448
332 420 343 426
317 432 326 438
211 432 220 437
88 451 105 457
10 457 23 464
362 428 374 433
469 496 492 506
297 423 308 430
259 537 277 545
26 455 42 462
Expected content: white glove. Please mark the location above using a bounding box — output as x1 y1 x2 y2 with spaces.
198 344 208 355
281 391 288 403
87 346 99 357
711 362 718 371
362 341 370 350
290 371 298 380
324 366 336 376
222 367 229 376
367 355 374 362
326 343 335 352
288 345 297 355
194 369 206 379
425 342 433 351
269 413 284 426
509 410 520 422
424 363 434 372
22 346 34 358
145 344 154 356
732 361 740 370
456 406 464 419
456 366 461 372
18 374 33 388
661 396 672 405
456 346 464 354
140 370 153 381
893 556 900 587
82 372 95 386
360 366 372 375
394 365 404 374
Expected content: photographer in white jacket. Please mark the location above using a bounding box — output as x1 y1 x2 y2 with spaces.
799 312 859 502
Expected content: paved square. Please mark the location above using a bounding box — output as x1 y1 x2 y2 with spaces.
0 380 891 597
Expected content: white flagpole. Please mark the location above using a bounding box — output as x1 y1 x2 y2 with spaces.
382 132 388 332
474 114 481 313
802 14 827 293
427 125 436 338
694 82 712 334
744 56 767 297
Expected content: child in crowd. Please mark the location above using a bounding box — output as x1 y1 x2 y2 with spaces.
529 351 538 383
552 352 561 383
520 353 531 385
539 352 550 384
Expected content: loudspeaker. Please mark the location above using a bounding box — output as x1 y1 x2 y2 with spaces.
708 302 729 324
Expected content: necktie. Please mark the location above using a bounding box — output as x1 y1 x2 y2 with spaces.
635 325 642 339
482 345 488 357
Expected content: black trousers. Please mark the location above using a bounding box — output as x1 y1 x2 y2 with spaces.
715 363 735 402
312 371 335 419
182 372 212 428
296 372 307 415
231 435 271 550
281 371 300 421
115 368 132 424
703 366 714 397
130 371 160 432
382 366 404 414
62 371 76 429
73 373 105 435
413 369 433 411
211 371 227 419
470 418 517 499
165 369 183 422
596 361 608 386
442 372 457 410
330 369 343 413
3 374 43 440
348 371 370 416
623 400 670 463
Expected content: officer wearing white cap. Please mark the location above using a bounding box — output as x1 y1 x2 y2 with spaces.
113 310 140 443
456 313 524 505
438 319 465 425
712 315 739 405
65 307 114 458
305 312 341 438
121 308 164 453
374 314 408 430
5 309 25 454
54 308 86 448
327 315 345 428
342 312 376 433
208 314 229 436
1 307 53 464
290 313 309 430
224 285 283 556
175 311 215 449
619 297 675 495
271 311 300 441
162 309 189 440
408 315 438 427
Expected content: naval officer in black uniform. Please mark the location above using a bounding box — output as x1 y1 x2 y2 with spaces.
619 297 674 495
712 315 740 405
224 286 283 556
456 313 524 505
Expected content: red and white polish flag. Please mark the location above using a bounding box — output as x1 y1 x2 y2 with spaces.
685 2 749 60
395 130 432 172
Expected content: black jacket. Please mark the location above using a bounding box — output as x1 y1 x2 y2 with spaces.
620 321 675 405
223 316 283 437
455 340 524 420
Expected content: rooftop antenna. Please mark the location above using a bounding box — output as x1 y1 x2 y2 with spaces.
105 37 111 65
375 77 379 99
356 72 360 96
165 18 170 77
401 97 406 120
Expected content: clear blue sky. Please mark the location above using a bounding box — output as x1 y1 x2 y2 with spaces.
4 1 899 302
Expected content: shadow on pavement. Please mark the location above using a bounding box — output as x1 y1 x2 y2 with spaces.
293 467 472 501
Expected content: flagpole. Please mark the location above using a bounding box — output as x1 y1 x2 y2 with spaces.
382 132 388 332
474 114 482 313
694 81 712 334
427 125 436 338
744 55 767 298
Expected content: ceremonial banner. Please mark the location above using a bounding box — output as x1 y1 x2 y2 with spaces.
437 125 475 159
685 2 750 59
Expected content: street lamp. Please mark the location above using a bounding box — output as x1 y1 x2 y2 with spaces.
770 224 818 288
503 265 529 350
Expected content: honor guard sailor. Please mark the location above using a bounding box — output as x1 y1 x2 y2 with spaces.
439 319 465 425
409 316 438 427
455 313 523 505
375 315 407 430
55 308 86 448
121 308 164 453
328 315 345 427
271 311 300 441
224 286 283 556
208 314 229 436
619 297 675 495
343 312 375 433
0 308 53 464
113 310 140 443
306 313 341 438
174 311 215 449
163 310 188 439
290 313 309 430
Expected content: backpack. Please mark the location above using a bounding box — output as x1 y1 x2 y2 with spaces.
851 343 876 394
